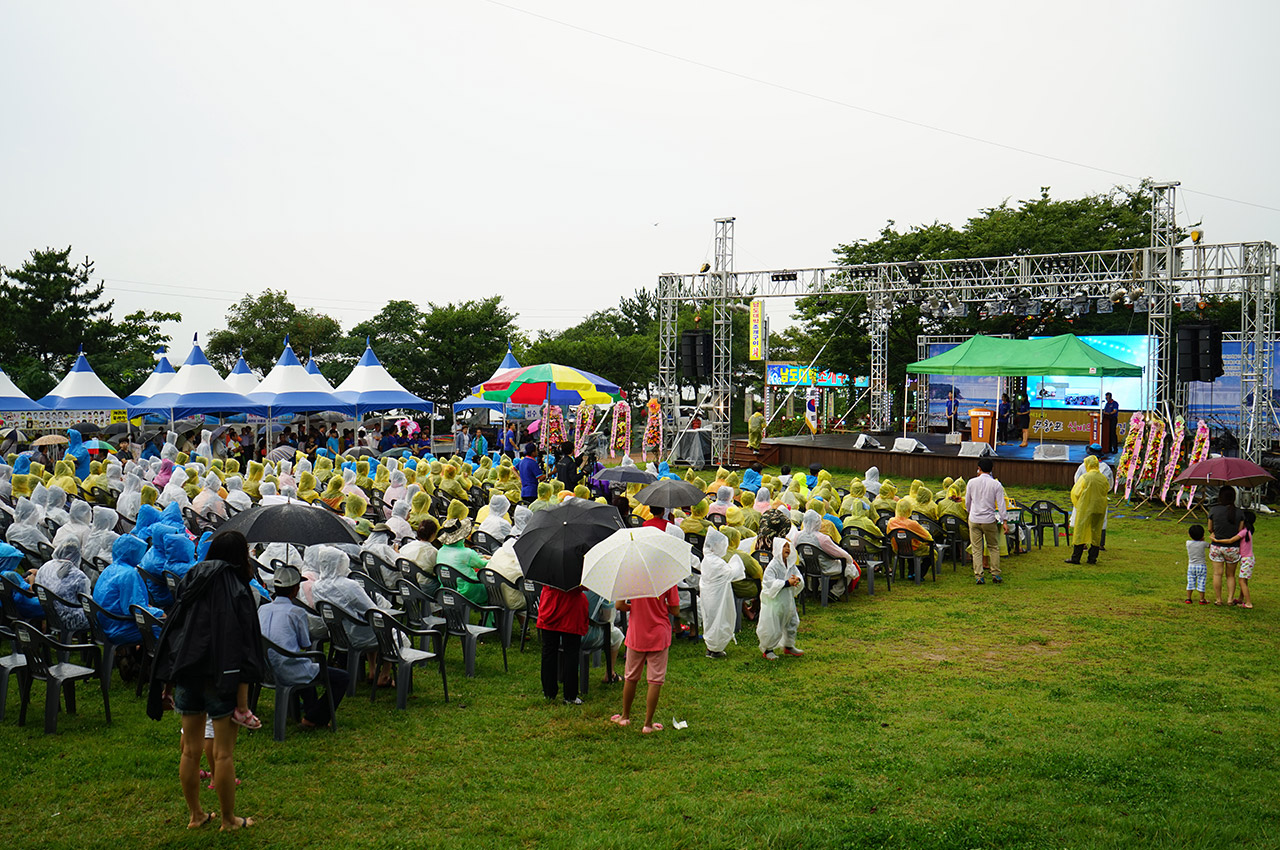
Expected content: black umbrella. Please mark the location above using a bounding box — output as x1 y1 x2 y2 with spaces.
596 466 657 485
102 422 132 436
634 478 708 509
68 421 101 437
347 446 378 459
213 503 362 546
514 500 625 590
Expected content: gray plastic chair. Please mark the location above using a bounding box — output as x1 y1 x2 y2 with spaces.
434 587 502 677
12 620 104 733
366 609 447 709
254 635 335 741
476 568 518 650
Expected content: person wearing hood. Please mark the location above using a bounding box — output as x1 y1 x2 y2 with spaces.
146 530 261 832
35 538 91 632
398 517 440 593
528 482 555 513
887 500 935 580
361 526 402 587
240 461 264 501
258 482 289 506
140 530 194 609
153 458 176 490
680 500 711 538
224 477 252 512
308 543 388 683
50 459 79 497
386 499 415 542
6 496 50 555
0 541 44 621
41 484 71 529
382 469 408 513
158 466 192 510
193 473 227 519
81 506 120 564
436 501 489 606
796 509 860 597
863 466 882 498
699 528 746 659
64 428 92 480
343 494 372 538
295 471 320 504
871 480 898 515
1066 454 1109 565
54 499 94 550
707 486 734 520
914 487 940 522
319 475 345 510
476 493 513 543
437 463 468 504
758 537 803 660
117 472 145 521
93 534 164 644
406 490 432 528
485 506 530 611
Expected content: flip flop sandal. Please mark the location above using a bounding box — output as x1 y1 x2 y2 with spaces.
188 812 215 830
231 708 262 730
603 673 622 684
610 714 631 726
641 722 664 734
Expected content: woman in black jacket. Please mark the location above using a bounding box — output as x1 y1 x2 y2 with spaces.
148 531 261 831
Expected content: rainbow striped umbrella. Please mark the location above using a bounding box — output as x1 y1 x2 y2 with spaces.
475 363 621 405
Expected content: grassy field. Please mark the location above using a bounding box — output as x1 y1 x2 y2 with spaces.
2 478 1278 849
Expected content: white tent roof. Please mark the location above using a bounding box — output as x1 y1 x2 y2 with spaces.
250 339 355 415
335 341 433 415
39 349 127 410
224 353 260 395
0 367 45 411
305 350 336 391
124 353 177 404
130 341 267 418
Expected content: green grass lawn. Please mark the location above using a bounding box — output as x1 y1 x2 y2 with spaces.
3 479 1278 849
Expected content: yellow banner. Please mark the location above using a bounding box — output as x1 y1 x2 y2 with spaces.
749 299 764 360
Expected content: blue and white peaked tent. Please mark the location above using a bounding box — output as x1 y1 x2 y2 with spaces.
0 367 46 411
305 348 336 392
224 350 260 396
453 344 519 414
335 340 433 417
130 338 267 419
39 348 128 411
251 337 355 415
124 350 177 404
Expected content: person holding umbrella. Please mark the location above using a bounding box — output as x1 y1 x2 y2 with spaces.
536 580 589 705
613 583 681 732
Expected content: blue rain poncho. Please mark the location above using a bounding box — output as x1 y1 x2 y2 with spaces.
92 534 163 643
65 429 91 480
0 542 43 620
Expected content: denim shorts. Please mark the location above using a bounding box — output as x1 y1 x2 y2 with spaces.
174 679 237 720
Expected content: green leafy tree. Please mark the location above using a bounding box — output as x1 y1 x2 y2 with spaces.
205 289 343 375
0 247 180 397
340 300 431 396
417 297 520 407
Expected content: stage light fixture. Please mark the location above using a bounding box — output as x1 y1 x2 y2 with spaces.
904 261 924 286
1190 227 1204 244
1096 298 1113 314
699 263 711 273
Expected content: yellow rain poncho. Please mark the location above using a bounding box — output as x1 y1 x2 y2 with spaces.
437 465 468 503
373 463 391 492
345 493 371 537
355 460 374 493
244 461 265 500
1070 455 1109 547
939 484 969 521
50 460 79 495
321 475 345 509
296 471 320 503
408 491 432 528
846 501 882 540
141 484 159 506
224 458 241 477
680 499 710 537
871 480 898 515
914 487 939 522
529 482 555 513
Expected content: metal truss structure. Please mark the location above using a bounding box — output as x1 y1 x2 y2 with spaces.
657 190 1278 465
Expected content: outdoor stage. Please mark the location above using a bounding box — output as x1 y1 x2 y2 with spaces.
745 432 1091 488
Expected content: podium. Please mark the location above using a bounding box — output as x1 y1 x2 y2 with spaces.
968 408 996 446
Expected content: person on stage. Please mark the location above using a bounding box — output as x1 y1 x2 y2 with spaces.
1101 392 1119 453
997 393 1011 444
1014 393 1031 447
945 391 958 433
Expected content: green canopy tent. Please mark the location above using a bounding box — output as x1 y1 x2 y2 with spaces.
905 334 1143 444
905 334 1143 377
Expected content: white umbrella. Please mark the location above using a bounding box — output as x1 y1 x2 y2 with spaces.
581 526 691 601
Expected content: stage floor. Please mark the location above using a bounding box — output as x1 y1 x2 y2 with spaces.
755 432 1091 488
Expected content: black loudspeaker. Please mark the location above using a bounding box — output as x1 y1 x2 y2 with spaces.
1200 324 1224 381
1177 325 1199 383
681 330 712 378
1177 324 1224 383
680 332 697 378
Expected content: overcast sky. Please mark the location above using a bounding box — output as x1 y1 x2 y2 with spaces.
3 1 1277 371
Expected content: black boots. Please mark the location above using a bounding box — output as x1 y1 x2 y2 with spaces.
1087 546 1100 565
1064 544 1085 564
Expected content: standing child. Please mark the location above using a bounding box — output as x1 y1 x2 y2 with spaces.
1185 525 1209 605
612 582 681 734
758 538 804 660
1220 510 1256 609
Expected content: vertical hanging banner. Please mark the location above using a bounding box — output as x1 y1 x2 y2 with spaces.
749 299 764 360
805 388 820 434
